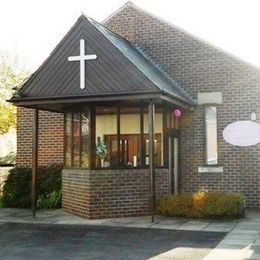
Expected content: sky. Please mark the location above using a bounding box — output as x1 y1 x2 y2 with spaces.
1 0 260 72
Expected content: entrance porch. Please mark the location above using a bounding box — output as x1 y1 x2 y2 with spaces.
10 15 194 219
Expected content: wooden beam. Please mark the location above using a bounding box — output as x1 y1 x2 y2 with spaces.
163 109 168 167
148 101 155 223
140 107 144 167
89 106 96 170
168 136 173 193
71 113 74 167
117 106 120 167
79 111 82 168
32 108 39 218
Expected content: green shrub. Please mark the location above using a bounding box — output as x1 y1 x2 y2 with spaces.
37 190 61 209
1 164 62 209
158 191 245 219
0 197 3 208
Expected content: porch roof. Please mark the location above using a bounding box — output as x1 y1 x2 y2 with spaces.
10 15 194 112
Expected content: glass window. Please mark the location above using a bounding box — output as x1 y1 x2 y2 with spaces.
120 107 141 167
65 113 72 167
64 111 89 168
167 110 180 129
72 112 81 167
95 107 118 168
65 105 166 169
205 106 218 165
143 109 163 167
81 112 89 168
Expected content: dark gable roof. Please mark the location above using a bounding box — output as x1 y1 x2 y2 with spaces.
88 18 193 104
11 15 193 106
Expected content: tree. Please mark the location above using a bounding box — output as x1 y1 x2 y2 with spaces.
0 53 29 135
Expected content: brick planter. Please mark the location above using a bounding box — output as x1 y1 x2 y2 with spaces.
62 168 170 219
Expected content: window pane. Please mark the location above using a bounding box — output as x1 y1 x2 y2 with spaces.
167 110 180 129
120 107 140 167
96 107 117 168
143 109 163 167
205 106 218 165
72 112 81 167
81 112 89 168
65 113 72 167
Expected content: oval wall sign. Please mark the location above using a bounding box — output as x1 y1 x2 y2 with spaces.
223 121 260 147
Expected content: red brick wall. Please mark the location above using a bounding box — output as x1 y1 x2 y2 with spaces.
17 107 64 166
16 3 260 211
62 168 170 219
105 3 260 210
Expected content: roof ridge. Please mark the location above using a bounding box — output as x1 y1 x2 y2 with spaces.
103 2 260 71
102 1 134 24
134 44 194 103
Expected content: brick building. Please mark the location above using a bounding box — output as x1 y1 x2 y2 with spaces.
11 2 260 218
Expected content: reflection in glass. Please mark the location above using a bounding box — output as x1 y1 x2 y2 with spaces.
95 107 117 168
205 106 218 165
72 113 80 167
143 110 163 167
120 107 141 167
81 112 89 168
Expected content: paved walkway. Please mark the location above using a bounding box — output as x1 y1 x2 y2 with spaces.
0 208 259 259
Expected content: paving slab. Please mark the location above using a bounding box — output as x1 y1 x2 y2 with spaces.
176 220 210 231
229 229 259 235
235 223 260 232
108 216 140 223
125 222 154 228
150 223 182 230
204 222 236 232
220 238 256 246
225 233 258 240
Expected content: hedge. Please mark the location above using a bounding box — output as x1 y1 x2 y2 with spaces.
1 164 62 209
158 191 245 219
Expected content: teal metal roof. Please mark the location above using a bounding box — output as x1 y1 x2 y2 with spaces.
89 17 194 104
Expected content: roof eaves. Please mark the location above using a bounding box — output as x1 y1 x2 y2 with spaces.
135 44 194 103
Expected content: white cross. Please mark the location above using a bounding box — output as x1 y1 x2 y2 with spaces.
68 39 97 89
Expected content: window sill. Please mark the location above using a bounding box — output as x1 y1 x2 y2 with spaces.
198 166 223 173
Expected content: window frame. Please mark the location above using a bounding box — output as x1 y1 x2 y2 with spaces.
64 111 90 169
64 105 169 170
203 104 219 166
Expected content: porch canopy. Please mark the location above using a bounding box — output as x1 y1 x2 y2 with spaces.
10 15 194 220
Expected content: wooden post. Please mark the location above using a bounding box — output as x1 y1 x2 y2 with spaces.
32 108 39 218
140 107 144 167
173 137 179 194
117 106 120 167
168 136 173 193
148 101 155 223
88 106 96 170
